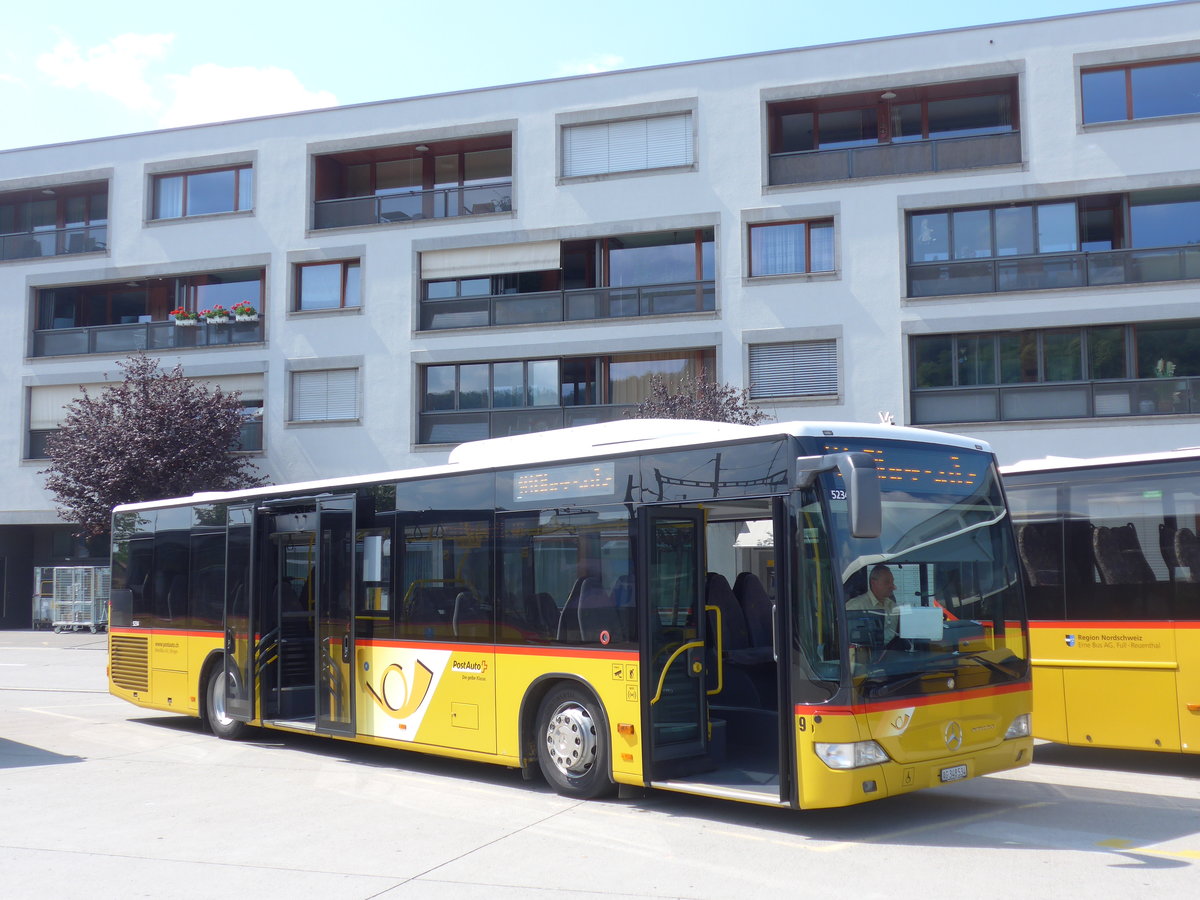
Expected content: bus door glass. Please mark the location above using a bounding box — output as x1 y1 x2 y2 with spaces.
223 502 255 722
641 507 708 772
316 495 356 736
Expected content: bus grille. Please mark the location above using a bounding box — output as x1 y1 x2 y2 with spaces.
110 634 150 691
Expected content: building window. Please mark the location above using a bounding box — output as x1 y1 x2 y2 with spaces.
906 188 1200 298
1082 58 1200 124
32 267 265 358
0 181 108 260
419 229 715 330
767 77 1020 185
911 321 1200 425
749 340 838 399
313 135 512 228
152 165 253 219
291 369 358 423
419 349 714 443
296 261 361 311
28 376 264 459
748 220 834 276
562 112 693 178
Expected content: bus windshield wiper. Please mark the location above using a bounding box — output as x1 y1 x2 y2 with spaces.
862 669 956 699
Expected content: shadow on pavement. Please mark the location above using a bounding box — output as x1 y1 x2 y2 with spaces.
0 737 84 770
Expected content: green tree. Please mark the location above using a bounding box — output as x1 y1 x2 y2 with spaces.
43 354 264 535
630 371 769 425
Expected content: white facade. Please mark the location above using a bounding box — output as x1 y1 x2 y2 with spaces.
2 2 1199 623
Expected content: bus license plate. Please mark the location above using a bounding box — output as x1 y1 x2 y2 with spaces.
939 764 968 783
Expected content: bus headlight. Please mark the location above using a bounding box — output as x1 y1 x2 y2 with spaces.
1004 714 1031 740
814 740 890 769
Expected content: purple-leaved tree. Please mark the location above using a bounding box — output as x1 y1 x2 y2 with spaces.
42 354 264 535
630 371 769 425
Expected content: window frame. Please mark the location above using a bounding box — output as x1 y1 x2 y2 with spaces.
151 165 254 220
748 339 839 399
747 219 835 277
1081 56 1200 124
289 368 360 424
295 259 362 312
561 111 695 179
768 76 1019 154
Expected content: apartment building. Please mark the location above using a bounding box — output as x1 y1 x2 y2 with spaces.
2 2 1198 625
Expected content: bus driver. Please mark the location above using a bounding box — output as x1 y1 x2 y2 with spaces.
847 564 899 645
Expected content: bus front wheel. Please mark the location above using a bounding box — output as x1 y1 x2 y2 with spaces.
205 663 247 740
535 686 614 799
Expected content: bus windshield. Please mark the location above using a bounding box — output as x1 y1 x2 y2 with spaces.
821 440 1028 699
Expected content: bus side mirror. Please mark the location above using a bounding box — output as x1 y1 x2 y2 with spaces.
837 453 882 539
795 452 882 539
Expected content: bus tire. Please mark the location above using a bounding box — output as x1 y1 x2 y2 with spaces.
535 685 614 799
205 662 247 740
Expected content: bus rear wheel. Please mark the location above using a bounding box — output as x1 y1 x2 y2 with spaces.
536 686 614 799
205 663 247 740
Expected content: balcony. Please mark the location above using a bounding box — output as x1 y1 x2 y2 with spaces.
912 376 1200 426
769 133 1021 187
421 281 715 330
908 243 1200 298
314 183 512 230
32 318 264 358
419 404 636 445
2 225 107 261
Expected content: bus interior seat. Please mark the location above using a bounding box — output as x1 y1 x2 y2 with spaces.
610 574 636 638
1092 523 1156 584
1175 528 1200 582
1017 523 1062 586
706 573 772 667
556 577 588 642
408 585 455 637
733 571 773 648
577 581 623 644
704 572 764 707
453 591 490 640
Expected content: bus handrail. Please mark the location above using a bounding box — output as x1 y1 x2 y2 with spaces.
705 604 723 697
650 640 704 705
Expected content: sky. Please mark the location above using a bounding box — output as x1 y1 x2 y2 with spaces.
0 0 1157 152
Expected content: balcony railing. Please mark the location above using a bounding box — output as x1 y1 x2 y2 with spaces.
32 319 264 358
2 225 107 261
419 404 636 444
912 376 1200 426
420 281 715 330
908 244 1200 298
314 182 513 229
769 132 1020 186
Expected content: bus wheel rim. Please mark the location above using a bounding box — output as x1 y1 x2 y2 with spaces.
545 702 597 776
212 671 232 726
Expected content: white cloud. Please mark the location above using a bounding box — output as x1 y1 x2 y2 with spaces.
555 54 626 77
36 33 174 112
160 64 338 127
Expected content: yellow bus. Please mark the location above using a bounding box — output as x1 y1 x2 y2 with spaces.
1003 449 1200 754
107 419 1032 809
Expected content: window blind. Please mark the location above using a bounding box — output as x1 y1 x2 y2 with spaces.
749 340 838 399
292 369 358 422
562 113 693 177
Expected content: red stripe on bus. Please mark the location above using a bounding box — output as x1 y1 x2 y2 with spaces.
795 681 1030 717
355 638 638 661
1028 620 1200 629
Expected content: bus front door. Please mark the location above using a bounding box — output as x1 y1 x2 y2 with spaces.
315 495 355 736
641 507 709 777
223 502 256 723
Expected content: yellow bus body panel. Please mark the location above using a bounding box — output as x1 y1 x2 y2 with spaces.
794 684 1032 809
1030 622 1197 752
